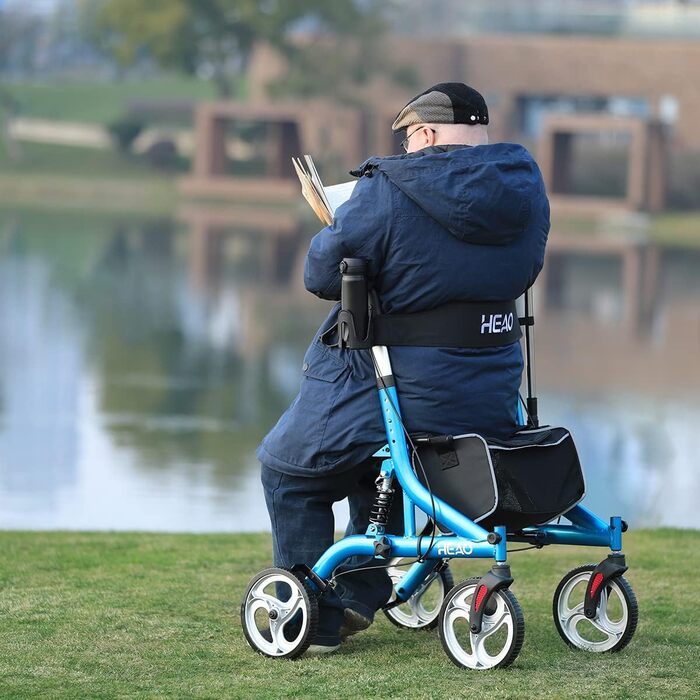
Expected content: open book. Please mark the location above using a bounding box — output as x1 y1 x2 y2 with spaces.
292 155 357 225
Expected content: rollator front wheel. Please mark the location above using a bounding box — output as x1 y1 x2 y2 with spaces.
553 564 638 653
438 577 525 670
241 567 318 659
384 559 454 630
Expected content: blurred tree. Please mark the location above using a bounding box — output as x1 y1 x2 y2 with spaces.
0 4 43 78
88 0 387 99
107 115 144 152
0 3 42 161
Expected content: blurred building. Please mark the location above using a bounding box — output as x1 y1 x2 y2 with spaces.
180 0 700 214
248 31 698 148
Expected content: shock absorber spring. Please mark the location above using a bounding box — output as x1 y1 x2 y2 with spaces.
369 476 394 526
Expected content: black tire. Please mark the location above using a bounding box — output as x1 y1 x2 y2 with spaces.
384 560 454 630
438 577 525 670
240 567 319 659
552 564 638 653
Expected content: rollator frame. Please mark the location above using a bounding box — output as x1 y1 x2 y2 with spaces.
310 259 627 610
242 257 637 666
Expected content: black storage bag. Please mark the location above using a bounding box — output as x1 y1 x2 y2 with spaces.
413 427 585 531
481 427 585 530
412 434 498 524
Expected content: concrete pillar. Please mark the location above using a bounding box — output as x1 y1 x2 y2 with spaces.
646 122 667 213
193 107 228 178
626 122 647 211
267 121 300 179
551 132 573 194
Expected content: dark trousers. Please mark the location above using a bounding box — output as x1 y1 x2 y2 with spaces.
261 459 403 646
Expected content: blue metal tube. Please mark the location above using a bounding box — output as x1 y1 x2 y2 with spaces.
312 535 495 581
565 504 610 533
394 558 440 600
517 505 620 548
517 524 610 547
378 386 490 542
610 516 623 551
403 489 416 537
494 525 507 562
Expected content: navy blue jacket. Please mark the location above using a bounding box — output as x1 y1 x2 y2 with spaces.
257 143 550 476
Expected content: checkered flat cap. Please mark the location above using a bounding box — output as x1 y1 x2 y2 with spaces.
392 82 489 133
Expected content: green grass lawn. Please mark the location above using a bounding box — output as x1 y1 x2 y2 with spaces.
3 76 217 126
0 141 179 215
0 530 698 699
0 141 185 179
551 212 700 248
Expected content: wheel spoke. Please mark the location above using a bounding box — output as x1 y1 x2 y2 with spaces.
248 592 278 611
597 588 627 634
479 599 510 641
445 605 470 627
560 601 584 627
563 609 588 640
588 616 619 640
593 589 617 635
471 633 493 668
247 599 270 619
249 581 281 611
269 616 295 653
279 591 305 628
407 594 424 623
587 591 624 641
564 600 583 617
452 589 473 611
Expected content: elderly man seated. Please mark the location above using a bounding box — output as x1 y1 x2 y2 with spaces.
256 83 550 653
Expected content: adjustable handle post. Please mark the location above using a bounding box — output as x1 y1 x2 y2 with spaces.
523 286 539 428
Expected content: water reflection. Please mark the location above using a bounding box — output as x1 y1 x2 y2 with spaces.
0 208 698 531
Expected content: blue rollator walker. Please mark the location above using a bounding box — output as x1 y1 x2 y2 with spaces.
241 259 638 669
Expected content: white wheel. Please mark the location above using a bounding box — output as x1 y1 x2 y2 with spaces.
553 564 638 653
438 577 525 670
384 559 454 630
241 567 318 659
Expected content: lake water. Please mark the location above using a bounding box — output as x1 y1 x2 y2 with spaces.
0 206 698 531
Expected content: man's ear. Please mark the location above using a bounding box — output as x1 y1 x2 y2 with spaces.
425 127 437 147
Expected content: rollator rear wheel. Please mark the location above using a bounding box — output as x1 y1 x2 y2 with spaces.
438 577 525 670
241 567 318 659
553 564 638 653
384 558 454 630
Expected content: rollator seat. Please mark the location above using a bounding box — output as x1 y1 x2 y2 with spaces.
412 426 585 530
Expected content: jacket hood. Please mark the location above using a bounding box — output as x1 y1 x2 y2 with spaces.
354 143 543 245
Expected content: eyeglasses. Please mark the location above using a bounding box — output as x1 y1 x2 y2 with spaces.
401 126 436 152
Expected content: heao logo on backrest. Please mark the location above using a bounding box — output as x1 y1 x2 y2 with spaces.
481 313 514 335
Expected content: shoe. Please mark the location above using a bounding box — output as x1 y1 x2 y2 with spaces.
339 607 372 641
304 643 341 656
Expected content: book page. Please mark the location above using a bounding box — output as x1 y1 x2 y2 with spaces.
291 155 355 225
324 180 357 215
